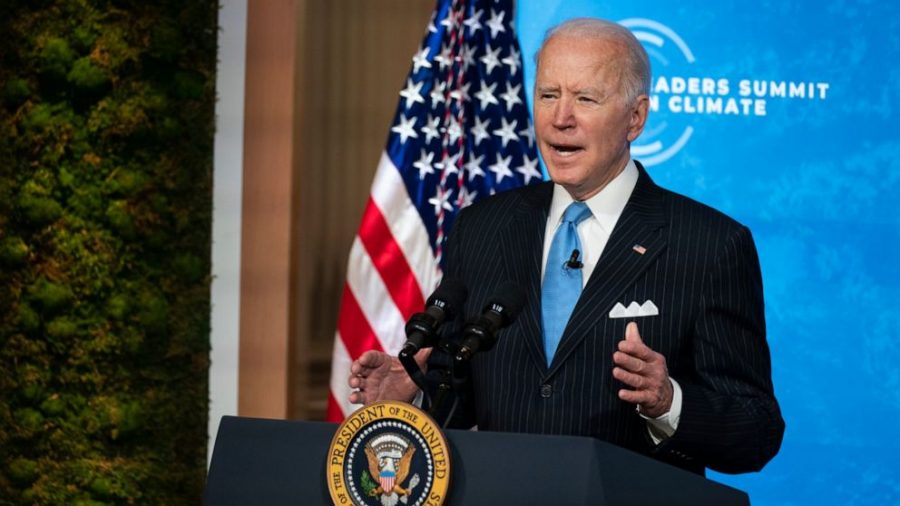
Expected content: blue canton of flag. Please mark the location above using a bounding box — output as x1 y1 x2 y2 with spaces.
387 0 542 267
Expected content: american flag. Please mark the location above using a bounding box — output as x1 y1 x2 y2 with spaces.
326 0 541 421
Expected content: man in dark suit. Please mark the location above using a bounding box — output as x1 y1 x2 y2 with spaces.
349 17 784 474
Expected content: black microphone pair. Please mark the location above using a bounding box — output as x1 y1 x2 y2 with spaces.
399 278 525 361
398 278 524 426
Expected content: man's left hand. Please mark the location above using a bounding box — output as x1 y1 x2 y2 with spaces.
612 322 673 418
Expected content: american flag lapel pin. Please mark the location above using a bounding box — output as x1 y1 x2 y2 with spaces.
632 244 647 255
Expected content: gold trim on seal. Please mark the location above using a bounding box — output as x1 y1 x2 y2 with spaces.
327 401 451 505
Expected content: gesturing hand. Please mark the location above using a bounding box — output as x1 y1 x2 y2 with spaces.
347 349 432 405
612 322 674 418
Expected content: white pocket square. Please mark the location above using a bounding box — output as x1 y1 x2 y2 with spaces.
609 300 659 318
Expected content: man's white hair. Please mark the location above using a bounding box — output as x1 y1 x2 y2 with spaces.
535 18 651 105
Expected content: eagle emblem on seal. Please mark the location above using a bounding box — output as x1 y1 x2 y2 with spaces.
363 433 421 506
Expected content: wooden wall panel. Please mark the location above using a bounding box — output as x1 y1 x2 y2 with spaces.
239 0 302 419
239 0 432 420
291 0 434 419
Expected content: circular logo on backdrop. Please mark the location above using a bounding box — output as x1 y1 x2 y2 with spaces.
620 17 831 168
620 18 696 167
327 401 451 506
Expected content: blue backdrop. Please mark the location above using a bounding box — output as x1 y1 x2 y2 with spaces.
515 2 900 504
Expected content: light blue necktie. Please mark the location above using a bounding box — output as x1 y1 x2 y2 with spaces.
542 201 592 365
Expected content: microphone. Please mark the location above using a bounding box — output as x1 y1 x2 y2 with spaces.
399 277 468 357
455 282 526 362
565 249 583 269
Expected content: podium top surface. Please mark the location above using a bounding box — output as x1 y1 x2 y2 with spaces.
204 416 748 506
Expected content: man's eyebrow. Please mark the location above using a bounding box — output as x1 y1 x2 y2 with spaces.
574 86 602 96
535 85 560 93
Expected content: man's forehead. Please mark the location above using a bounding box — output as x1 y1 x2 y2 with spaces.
537 36 624 74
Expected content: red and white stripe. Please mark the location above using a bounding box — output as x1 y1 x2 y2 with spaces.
326 152 442 421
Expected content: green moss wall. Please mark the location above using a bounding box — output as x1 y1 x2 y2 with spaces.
0 1 217 503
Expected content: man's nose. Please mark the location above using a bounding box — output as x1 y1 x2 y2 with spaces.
552 98 576 129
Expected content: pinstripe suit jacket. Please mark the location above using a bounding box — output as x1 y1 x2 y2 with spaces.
429 163 784 474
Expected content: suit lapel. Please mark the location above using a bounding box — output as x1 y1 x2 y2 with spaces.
545 165 669 378
497 182 552 372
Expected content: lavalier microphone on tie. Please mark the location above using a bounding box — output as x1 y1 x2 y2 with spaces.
565 249 583 269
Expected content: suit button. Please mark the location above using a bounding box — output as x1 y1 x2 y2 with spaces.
540 384 552 398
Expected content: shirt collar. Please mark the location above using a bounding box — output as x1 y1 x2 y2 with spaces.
548 158 639 234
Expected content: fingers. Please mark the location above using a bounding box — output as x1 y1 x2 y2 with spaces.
348 365 371 405
618 322 653 359
612 349 648 373
612 365 646 389
617 386 661 406
613 366 666 399
348 350 385 394
617 386 647 404
351 350 386 374
625 322 643 343
612 324 673 416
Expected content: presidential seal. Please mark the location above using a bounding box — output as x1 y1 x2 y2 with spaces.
327 401 451 506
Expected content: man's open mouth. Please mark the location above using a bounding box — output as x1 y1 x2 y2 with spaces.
550 143 584 155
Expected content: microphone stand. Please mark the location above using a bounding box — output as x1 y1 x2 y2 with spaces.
426 337 467 428
398 346 432 409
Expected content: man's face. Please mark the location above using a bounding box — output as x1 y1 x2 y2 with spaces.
533 35 648 201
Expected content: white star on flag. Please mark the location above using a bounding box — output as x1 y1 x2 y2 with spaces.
463 9 483 34
445 117 463 143
516 155 542 184
480 44 502 74
475 80 499 110
502 47 521 75
461 44 477 70
471 116 491 146
413 149 436 178
399 79 425 109
500 82 523 111
457 185 478 208
448 82 470 104
492 117 519 147
486 9 506 38
429 186 454 214
430 80 446 105
489 153 513 183
435 42 453 70
465 153 486 181
390 114 418 143
435 152 461 176
412 46 432 73
421 114 441 143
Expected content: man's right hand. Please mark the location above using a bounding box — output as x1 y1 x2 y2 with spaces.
347 349 431 405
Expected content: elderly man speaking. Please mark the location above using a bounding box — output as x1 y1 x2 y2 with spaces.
348 17 784 475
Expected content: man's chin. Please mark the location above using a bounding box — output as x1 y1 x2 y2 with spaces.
547 168 585 188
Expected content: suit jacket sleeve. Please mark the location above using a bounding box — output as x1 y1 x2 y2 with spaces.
654 224 785 473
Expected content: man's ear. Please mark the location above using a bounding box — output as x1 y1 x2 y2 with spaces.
627 95 650 142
